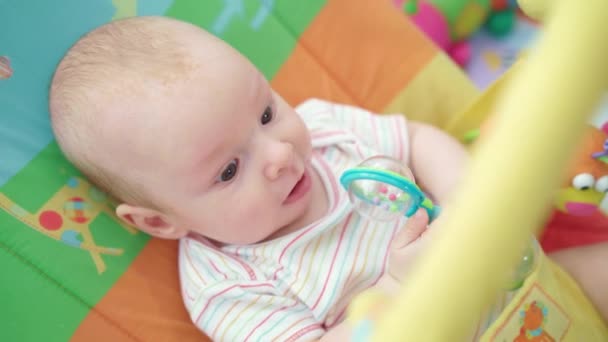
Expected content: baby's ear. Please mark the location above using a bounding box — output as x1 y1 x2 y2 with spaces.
116 204 187 239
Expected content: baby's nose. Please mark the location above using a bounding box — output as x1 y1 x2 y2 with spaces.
264 142 295 180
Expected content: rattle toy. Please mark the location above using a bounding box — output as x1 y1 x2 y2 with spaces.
340 156 441 222
340 156 537 287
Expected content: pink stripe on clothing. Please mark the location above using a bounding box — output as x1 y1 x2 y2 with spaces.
209 259 228 280
374 221 400 283
182 288 196 302
243 301 301 341
197 239 257 281
271 316 311 342
370 112 379 147
286 323 323 342
311 214 352 310
210 299 242 337
195 283 274 323
272 155 342 281
326 308 347 329
394 116 406 161
310 130 349 140
271 221 324 281
341 221 370 288
184 240 207 285
298 105 332 118
285 324 323 342
317 154 342 208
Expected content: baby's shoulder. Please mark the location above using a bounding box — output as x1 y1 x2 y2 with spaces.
179 237 295 284
294 98 335 115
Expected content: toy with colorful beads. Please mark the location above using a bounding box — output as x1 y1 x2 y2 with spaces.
340 156 441 222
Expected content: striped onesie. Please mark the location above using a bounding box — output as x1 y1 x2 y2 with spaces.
179 99 507 341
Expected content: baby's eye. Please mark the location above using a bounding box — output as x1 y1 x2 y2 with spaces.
219 159 239 182
595 175 608 193
572 173 595 190
261 106 273 125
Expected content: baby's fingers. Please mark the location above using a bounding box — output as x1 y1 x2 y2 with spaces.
391 209 429 249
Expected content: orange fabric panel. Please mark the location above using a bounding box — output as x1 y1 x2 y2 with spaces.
70 310 138 342
271 43 355 107
72 239 208 342
272 0 437 111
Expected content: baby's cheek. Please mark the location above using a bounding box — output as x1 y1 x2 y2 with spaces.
239 194 272 222
294 118 312 155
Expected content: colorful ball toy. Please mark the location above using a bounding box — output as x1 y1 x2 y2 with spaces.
485 0 519 37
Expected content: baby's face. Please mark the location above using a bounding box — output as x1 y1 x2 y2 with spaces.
110 31 315 245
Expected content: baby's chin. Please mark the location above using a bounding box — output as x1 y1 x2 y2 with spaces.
271 185 323 241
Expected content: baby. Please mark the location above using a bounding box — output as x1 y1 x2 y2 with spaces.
49 16 606 341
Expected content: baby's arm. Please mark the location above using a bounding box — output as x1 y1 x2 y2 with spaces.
407 122 469 205
548 242 608 322
316 321 353 341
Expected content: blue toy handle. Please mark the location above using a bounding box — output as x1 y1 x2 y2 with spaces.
340 167 441 223
420 199 441 223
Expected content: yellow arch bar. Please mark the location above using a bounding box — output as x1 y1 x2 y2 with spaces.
373 0 608 340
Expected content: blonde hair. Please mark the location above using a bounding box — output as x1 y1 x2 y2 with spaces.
49 16 198 206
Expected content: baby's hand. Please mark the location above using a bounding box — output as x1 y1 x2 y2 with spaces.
387 209 431 283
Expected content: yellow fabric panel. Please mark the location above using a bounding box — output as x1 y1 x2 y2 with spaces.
382 53 480 129
444 59 522 140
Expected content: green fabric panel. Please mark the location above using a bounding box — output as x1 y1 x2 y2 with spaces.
0 201 149 302
0 242 88 342
1 143 81 213
273 0 326 37
166 0 317 79
0 142 150 316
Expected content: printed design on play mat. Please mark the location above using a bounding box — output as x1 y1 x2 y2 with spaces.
212 0 275 34
110 0 276 35
111 0 175 20
467 18 539 89
112 0 136 20
481 47 526 73
491 284 570 341
0 55 12 80
0 176 137 274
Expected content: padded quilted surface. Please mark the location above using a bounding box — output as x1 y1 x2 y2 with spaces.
0 0 477 340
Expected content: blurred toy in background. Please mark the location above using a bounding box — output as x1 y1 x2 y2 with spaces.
464 120 608 253
540 124 608 252
400 0 491 67
395 0 521 67
485 0 519 37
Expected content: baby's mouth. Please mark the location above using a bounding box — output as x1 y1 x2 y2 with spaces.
283 168 311 205
289 173 305 195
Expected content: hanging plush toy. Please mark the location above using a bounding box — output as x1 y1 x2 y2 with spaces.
467 120 608 252
540 124 608 252
485 0 520 37
400 0 492 67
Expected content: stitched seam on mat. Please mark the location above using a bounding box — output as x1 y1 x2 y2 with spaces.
259 0 362 107
0 228 141 342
